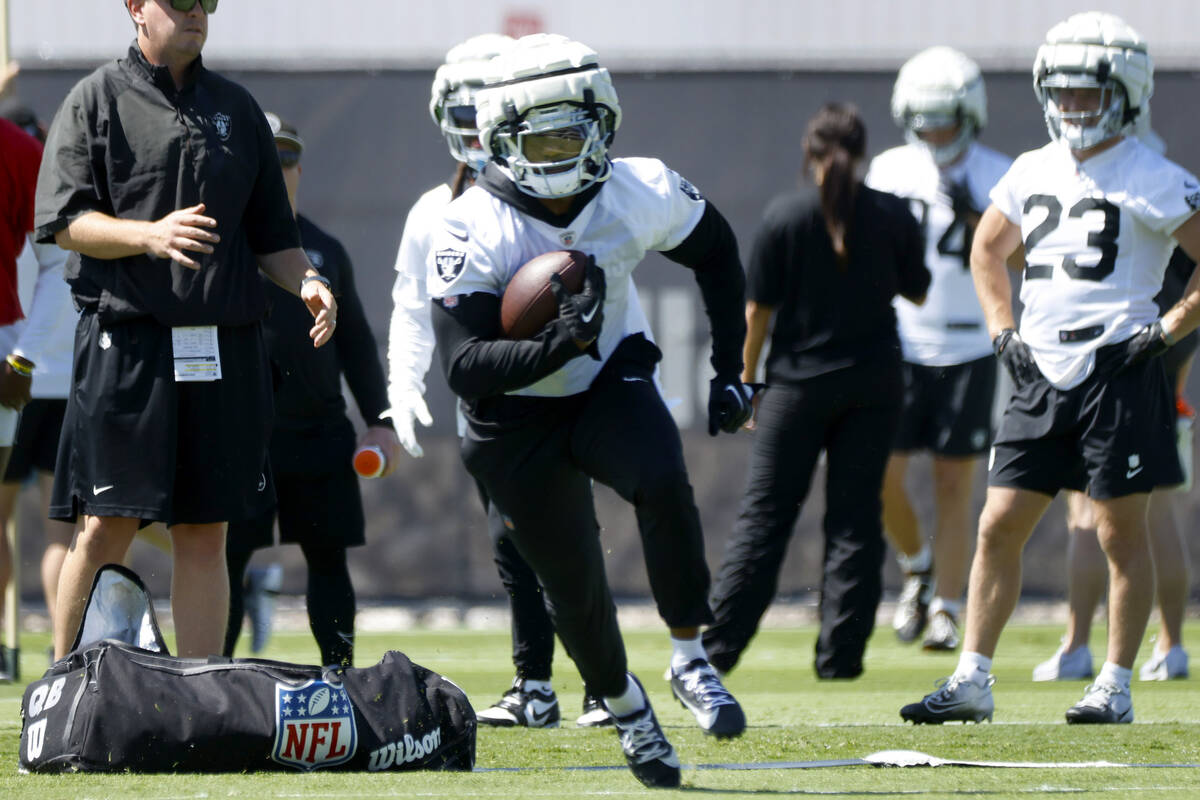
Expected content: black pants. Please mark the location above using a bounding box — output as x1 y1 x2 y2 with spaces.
488 498 557 682
704 361 902 678
463 337 713 697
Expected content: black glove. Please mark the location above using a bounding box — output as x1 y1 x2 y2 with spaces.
1121 320 1172 369
549 257 606 361
993 328 1040 387
944 179 979 220
707 375 754 436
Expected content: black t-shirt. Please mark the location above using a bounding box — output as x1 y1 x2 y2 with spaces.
747 185 929 383
33 43 300 326
264 214 390 431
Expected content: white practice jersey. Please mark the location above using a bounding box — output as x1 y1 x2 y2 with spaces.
991 136 1200 390
387 183 448 408
12 235 74 399
427 157 705 397
866 141 1012 365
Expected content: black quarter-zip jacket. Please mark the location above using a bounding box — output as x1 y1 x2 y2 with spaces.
34 42 300 326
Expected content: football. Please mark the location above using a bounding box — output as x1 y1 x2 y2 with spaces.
500 250 588 339
307 686 331 716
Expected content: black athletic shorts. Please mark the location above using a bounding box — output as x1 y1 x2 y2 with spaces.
988 340 1181 500
893 355 997 456
3 398 67 483
227 419 365 551
50 310 275 526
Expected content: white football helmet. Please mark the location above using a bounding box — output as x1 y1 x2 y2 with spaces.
1033 11 1153 151
429 33 516 171
891 46 986 166
475 34 622 198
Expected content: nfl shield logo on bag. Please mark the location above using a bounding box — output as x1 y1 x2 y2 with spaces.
273 679 358 770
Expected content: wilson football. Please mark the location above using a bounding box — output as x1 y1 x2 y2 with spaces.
500 250 588 339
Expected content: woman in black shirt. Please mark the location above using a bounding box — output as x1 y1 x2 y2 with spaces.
704 103 930 678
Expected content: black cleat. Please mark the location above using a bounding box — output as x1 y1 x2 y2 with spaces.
475 676 561 728
669 658 746 738
577 692 614 727
612 677 681 789
900 674 994 724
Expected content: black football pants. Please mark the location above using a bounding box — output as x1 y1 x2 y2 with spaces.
462 338 713 697
486 498 557 683
704 361 901 678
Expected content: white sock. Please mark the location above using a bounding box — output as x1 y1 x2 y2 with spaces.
1097 661 1132 690
670 635 708 674
953 651 992 685
521 678 552 695
602 674 646 718
897 543 932 574
930 597 962 617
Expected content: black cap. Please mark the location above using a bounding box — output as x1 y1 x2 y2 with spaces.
264 111 304 152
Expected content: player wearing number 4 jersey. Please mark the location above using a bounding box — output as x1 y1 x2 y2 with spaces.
901 11 1200 727
866 47 1012 652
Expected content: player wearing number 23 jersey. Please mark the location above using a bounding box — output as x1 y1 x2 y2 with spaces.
901 12 1200 730
990 137 1199 390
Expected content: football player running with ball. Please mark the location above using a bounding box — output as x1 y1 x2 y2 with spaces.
901 11 1200 726
387 33 610 730
427 34 751 787
865 47 1012 652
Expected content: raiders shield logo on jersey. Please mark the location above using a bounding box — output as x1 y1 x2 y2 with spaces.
435 249 466 283
272 679 358 771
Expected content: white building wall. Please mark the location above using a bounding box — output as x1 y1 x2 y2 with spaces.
8 0 1200 70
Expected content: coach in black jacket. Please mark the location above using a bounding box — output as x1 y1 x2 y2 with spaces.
33 1 336 660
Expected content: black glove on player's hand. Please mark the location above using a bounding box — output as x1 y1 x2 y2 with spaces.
707 375 754 436
1121 320 1171 369
945 179 979 220
549 257 606 361
993 328 1040 388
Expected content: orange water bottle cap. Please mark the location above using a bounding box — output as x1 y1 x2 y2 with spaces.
353 445 386 478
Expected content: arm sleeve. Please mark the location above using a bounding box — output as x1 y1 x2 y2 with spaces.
331 243 392 427
34 92 105 244
387 205 437 404
430 292 582 402
661 200 747 378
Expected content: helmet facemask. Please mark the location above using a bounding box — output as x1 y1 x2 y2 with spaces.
1040 71 1127 151
492 101 614 198
438 82 487 172
902 110 977 166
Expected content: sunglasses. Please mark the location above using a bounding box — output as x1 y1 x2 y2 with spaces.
169 0 218 13
277 149 301 168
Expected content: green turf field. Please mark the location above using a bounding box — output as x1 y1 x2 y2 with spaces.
1 622 1199 798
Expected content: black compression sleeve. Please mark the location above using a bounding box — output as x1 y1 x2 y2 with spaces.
662 201 747 378
430 292 583 402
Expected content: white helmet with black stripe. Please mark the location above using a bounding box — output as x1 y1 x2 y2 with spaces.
475 34 622 198
1033 11 1153 150
891 46 987 165
429 33 516 171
